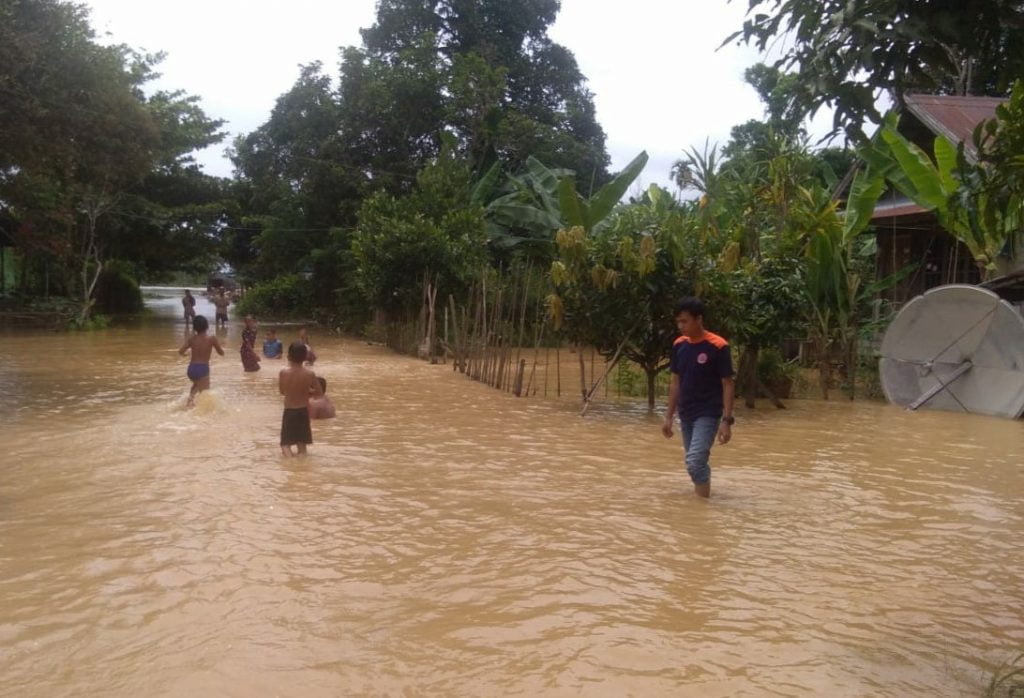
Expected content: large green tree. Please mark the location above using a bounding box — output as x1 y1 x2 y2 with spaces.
232 0 612 315
230 62 358 284
1 0 155 304
0 0 228 318
361 0 609 179
351 146 487 320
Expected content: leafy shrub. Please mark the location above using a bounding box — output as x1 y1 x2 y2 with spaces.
94 260 144 314
612 360 670 399
757 347 796 385
236 274 314 319
69 312 110 331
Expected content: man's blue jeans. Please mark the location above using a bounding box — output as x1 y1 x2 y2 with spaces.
680 415 720 485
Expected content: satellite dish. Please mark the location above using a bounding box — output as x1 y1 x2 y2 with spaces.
879 284 1024 418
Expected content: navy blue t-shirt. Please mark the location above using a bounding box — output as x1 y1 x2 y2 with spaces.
670 331 734 421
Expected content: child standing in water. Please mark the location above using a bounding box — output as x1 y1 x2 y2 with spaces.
279 342 322 456
240 315 261 372
212 289 231 328
182 289 196 325
179 315 224 407
308 377 336 419
263 328 283 359
298 327 317 365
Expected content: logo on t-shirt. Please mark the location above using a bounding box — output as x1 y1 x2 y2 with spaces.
697 352 708 364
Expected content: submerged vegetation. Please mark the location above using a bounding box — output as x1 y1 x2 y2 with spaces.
984 652 1024 698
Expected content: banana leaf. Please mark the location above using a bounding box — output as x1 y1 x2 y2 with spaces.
879 126 948 210
587 151 649 231
558 177 588 231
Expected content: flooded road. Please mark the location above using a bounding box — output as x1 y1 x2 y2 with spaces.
1 289 1022 696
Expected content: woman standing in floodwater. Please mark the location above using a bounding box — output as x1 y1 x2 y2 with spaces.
240 315 261 372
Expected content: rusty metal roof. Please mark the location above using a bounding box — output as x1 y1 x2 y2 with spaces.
903 94 1006 159
871 198 927 221
869 95 1006 222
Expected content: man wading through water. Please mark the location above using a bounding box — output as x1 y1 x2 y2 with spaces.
661 297 736 498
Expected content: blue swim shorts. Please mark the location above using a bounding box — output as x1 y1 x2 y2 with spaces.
187 363 210 381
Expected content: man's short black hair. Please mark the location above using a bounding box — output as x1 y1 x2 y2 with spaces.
673 296 705 319
193 315 208 332
288 341 308 363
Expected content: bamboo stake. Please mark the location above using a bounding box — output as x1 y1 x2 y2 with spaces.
450 301 458 370
513 359 526 396
544 347 549 397
480 274 491 383
485 281 501 387
466 285 475 377
556 343 561 397
525 295 544 397
427 276 438 364
493 286 505 387
577 344 587 401
470 280 483 380
499 271 517 390
463 302 470 374
514 265 531 380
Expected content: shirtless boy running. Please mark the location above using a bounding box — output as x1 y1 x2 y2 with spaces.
179 315 225 407
279 342 322 456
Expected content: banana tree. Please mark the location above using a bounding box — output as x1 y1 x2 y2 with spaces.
799 169 895 399
483 157 567 243
484 151 649 249
557 151 649 235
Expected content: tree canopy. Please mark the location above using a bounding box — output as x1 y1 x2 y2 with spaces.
228 0 612 314
726 0 1024 137
0 0 229 316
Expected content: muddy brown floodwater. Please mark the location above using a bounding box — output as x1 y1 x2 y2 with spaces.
1 288 1022 697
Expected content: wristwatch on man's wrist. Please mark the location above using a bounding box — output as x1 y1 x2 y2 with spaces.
722 416 735 425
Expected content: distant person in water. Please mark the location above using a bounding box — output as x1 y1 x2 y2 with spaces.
179 315 225 408
240 315 261 372
661 296 735 498
280 342 322 456
263 328 283 359
182 289 196 325
308 377 336 420
298 327 317 365
212 290 230 328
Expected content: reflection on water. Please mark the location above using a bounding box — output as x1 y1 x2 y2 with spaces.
1 289 1022 696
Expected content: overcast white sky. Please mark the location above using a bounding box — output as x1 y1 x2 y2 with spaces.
83 0 820 191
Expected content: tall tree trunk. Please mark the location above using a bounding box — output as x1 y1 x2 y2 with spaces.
741 346 759 409
846 331 858 401
79 222 102 325
19 252 28 294
818 337 831 400
645 366 657 411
